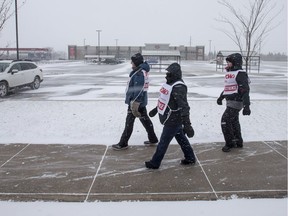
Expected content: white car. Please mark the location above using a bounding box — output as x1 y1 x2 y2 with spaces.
0 60 43 97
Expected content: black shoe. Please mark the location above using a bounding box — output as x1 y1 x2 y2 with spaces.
180 159 196 165
144 140 158 145
236 142 243 148
236 140 243 148
222 145 232 152
112 143 128 150
145 161 159 169
233 138 243 148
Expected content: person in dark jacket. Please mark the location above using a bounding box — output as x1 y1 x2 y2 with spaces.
145 63 196 169
217 53 251 152
112 53 158 150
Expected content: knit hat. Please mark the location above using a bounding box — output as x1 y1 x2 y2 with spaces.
131 53 144 67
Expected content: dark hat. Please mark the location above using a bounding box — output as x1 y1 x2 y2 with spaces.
226 53 243 67
131 53 144 67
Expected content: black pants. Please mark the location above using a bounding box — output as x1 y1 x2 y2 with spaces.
119 106 158 145
221 107 242 146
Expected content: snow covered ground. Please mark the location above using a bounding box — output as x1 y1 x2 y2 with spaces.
0 60 287 215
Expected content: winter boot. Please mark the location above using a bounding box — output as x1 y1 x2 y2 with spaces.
235 138 243 148
180 158 196 165
145 161 159 169
112 143 128 150
144 140 158 145
222 144 233 152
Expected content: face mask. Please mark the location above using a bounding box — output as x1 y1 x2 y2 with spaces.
165 72 173 84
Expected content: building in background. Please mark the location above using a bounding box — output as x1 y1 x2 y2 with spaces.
0 48 52 60
68 43 205 61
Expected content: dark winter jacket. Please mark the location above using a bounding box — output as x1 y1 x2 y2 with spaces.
159 79 190 126
219 53 250 109
125 62 150 108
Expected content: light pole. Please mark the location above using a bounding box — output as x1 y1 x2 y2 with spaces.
96 30 101 63
115 39 118 58
15 0 19 60
209 40 212 60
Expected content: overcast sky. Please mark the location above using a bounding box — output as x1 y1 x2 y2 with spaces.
0 0 287 54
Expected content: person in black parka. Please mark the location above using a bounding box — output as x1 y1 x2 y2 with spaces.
145 63 196 169
217 53 251 152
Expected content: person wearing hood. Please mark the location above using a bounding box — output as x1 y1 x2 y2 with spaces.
145 62 196 169
217 53 251 152
112 53 158 150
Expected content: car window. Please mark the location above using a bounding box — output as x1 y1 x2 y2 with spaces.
20 63 31 71
28 63 37 69
0 63 10 73
10 63 21 72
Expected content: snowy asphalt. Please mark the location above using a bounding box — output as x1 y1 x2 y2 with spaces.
0 141 286 202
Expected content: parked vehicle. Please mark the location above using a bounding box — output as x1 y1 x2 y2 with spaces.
0 59 44 97
103 58 122 65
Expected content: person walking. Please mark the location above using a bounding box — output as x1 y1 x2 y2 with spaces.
217 53 251 152
145 63 195 169
112 53 158 150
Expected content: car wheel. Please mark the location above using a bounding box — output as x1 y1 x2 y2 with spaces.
31 77 41 89
0 81 8 97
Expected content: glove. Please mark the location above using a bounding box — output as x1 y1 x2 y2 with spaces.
182 116 194 138
183 124 195 138
243 105 251 116
217 97 223 105
149 107 158 117
130 101 141 117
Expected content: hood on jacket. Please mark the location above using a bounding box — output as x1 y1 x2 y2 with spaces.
139 61 150 72
130 61 150 77
226 53 243 71
165 62 182 84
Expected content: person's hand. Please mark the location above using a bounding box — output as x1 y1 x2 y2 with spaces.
130 101 141 117
149 107 158 117
183 124 195 138
243 105 251 116
217 97 223 105
182 116 194 138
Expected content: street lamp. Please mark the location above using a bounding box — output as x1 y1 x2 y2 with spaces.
96 30 101 63
15 0 19 60
209 40 212 60
115 39 118 58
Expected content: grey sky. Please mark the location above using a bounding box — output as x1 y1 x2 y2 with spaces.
0 0 287 54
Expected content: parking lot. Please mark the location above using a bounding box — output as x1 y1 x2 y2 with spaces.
2 60 287 101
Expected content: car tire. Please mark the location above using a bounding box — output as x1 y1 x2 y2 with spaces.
0 81 8 97
31 77 41 89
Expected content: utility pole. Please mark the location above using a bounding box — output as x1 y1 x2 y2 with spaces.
115 39 118 58
209 40 212 60
15 0 19 60
96 30 101 64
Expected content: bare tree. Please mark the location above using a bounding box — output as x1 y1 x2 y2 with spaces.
0 0 13 56
0 0 26 57
217 0 283 71
0 0 13 33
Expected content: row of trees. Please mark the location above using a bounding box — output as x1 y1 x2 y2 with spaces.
260 53 287 61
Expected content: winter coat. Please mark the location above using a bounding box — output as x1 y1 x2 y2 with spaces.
159 79 190 126
219 53 250 109
125 62 150 108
